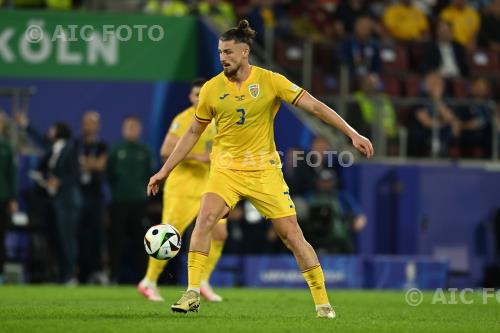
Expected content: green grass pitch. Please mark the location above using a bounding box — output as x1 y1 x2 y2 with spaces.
0 286 499 332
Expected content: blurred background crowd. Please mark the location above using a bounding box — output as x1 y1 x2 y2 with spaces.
3 0 499 159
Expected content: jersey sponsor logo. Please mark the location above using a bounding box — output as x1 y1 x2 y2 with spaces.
249 83 260 98
235 95 245 101
291 84 299 92
219 93 230 100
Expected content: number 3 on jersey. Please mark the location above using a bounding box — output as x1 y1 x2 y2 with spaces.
236 108 246 125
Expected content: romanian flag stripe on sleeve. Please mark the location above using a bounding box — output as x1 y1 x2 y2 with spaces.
292 89 305 106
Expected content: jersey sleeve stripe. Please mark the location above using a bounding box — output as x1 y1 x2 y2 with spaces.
195 114 211 123
291 89 305 106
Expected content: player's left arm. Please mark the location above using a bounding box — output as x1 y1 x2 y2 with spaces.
296 92 374 158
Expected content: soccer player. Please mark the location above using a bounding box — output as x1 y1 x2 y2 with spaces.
147 20 374 318
138 79 227 302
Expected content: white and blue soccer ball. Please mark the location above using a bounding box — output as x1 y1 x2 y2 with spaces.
144 224 182 260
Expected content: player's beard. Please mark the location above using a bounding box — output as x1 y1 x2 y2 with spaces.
223 63 240 79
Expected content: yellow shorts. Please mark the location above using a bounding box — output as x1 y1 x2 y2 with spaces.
162 194 226 235
205 168 296 219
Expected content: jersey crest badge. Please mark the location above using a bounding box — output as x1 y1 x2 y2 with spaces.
249 84 260 98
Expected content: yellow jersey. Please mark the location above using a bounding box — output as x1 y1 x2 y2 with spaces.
383 4 429 41
194 66 305 170
440 5 480 47
164 106 215 197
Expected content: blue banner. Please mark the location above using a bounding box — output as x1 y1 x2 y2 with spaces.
243 255 363 288
177 254 448 289
365 256 448 290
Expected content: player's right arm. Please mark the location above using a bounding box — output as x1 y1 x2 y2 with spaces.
148 119 208 196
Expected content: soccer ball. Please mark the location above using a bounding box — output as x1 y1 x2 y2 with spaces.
144 224 182 260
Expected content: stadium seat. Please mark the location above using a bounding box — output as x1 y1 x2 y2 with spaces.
380 44 408 74
313 43 338 74
450 78 468 98
311 71 338 96
403 76 421 97
381 75 401 97
468 49 499 76
274 40 303 71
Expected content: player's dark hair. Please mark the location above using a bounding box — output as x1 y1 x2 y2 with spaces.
191 78 207 89
219 19 256 48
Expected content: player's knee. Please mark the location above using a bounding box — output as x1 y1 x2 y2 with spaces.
197 212 219 230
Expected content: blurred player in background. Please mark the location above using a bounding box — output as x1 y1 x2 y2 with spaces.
138 79 227 302
147 20 373 318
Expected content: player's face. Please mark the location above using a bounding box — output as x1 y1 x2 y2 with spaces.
189 86 202 107
219 40 249 77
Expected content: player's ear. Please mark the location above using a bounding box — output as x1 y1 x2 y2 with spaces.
242 46 250 57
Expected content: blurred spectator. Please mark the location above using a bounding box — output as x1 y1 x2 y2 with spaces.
246 0 290 46
287 136 345 196
107 116 153 283
0 112 17 284
422 20 470 77
414 0 439 15
46 0 72 10
478 0 500 51
333 0 377 38
454 77 493 157
340 16 381 77
304 169 366 253
408 72 461 157
288 0 335 42
15 112 81 284
346 73 398 151
2 0 44 8
440 0 481 49
75 111 108 284
383 0 430 42
144 0 190 16
197 0 236 31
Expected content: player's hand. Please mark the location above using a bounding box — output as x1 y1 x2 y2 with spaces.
351 133 374 158
147 170 168 196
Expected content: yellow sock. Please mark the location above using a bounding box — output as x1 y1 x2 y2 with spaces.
200 240 224 283
145 257 168 283
302 265 330 306
187 251 209 291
